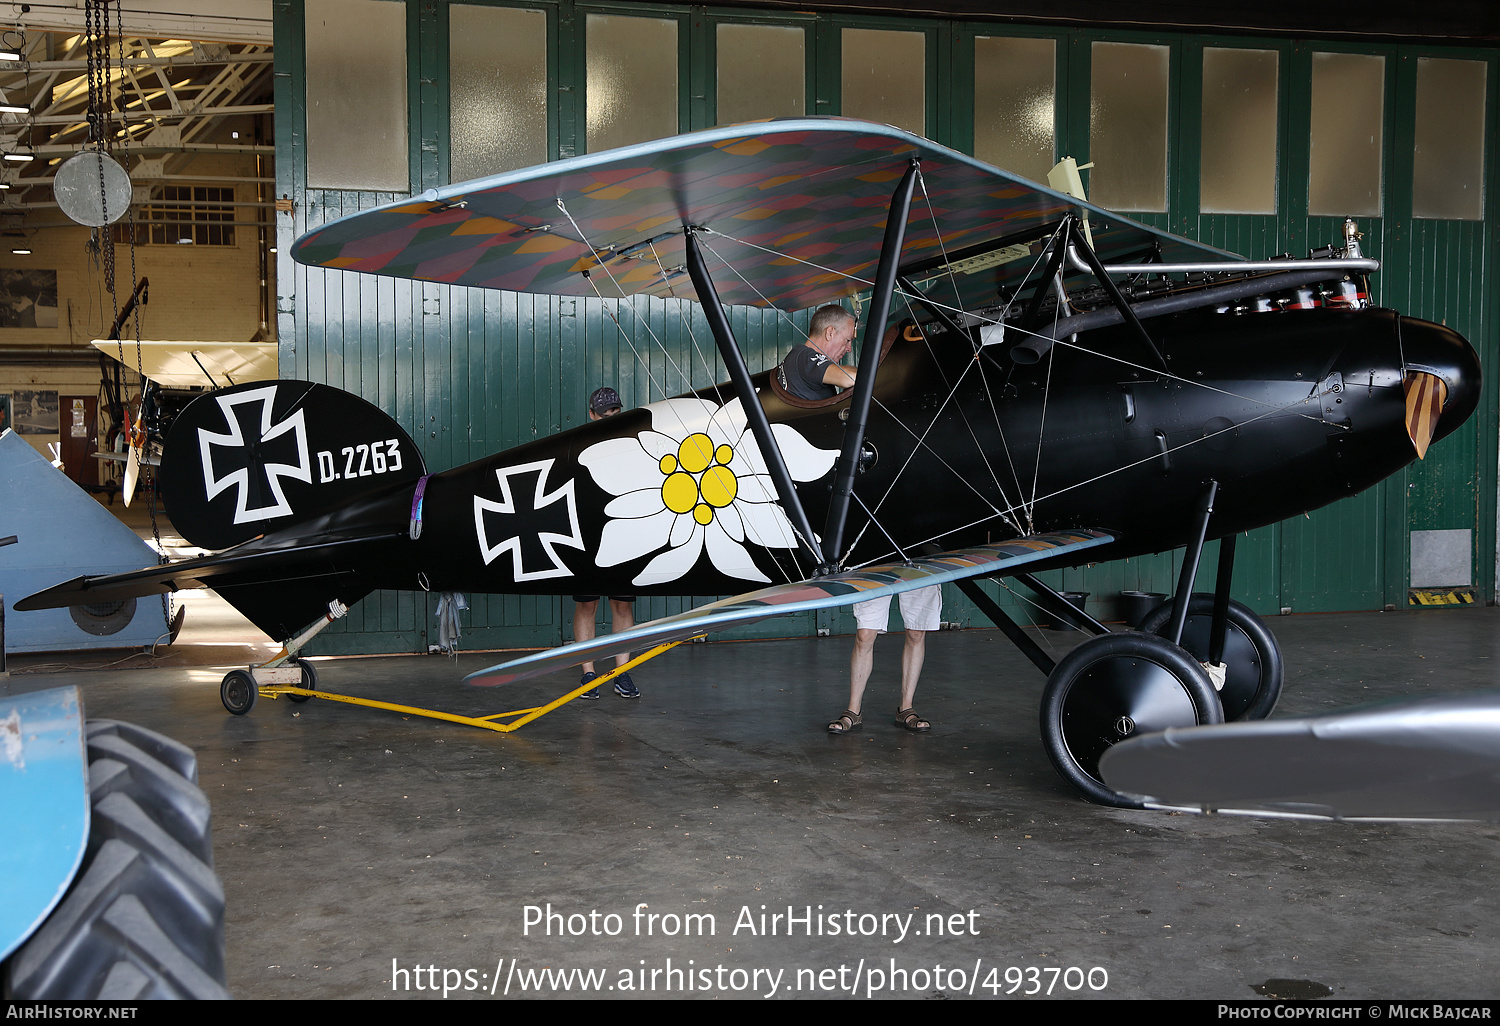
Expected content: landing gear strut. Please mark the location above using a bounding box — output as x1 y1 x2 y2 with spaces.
1138 594 1282 721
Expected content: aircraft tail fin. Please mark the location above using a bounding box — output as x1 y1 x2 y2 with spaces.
159 380 425 550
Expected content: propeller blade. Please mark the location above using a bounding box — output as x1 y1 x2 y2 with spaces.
1099 690 1500 821
1404 371 1447 460
123 445 139 507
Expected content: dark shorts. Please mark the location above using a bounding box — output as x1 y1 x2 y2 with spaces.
573 595 636 603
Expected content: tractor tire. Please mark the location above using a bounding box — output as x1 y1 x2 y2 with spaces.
3 719 230 999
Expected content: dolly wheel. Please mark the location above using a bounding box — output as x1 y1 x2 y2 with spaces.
287 658 318 704
220 669 257 716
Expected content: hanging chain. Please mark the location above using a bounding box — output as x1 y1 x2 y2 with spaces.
85 0 118 310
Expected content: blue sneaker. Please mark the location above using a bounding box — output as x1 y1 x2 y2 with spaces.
578 671 600 700
613 672 640 699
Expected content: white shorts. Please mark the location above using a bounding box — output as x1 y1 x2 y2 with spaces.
853 585 942 633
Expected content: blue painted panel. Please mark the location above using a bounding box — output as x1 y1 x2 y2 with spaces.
0 685 88 962
0 431 171 653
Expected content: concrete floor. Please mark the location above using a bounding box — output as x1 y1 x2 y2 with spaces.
4 595 1498 1000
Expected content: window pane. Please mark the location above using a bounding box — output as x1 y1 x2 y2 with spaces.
450 5 548 181
1089 42 1169 211
1413 58 1486 220
841 28 925 137
1200 48 1278 214
587 13 677 153
717 24 804 125
974 35 1054 182
305 0 408 192
1309 52 1384 217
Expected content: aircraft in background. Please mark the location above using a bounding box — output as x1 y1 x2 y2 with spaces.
93 330 277 504
20 118 1480 806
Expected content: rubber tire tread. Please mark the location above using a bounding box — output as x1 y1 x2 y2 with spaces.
4 719 229 1000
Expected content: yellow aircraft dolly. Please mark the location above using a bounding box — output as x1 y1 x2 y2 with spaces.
219 609 685 733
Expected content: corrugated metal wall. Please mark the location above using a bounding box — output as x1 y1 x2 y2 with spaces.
275 2 1498 653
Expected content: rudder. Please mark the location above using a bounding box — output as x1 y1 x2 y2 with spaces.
159 380 425 550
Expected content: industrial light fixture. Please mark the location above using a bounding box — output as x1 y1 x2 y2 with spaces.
0 51 21 62
10 246 30 254
3 150 33 163
0 103 27 115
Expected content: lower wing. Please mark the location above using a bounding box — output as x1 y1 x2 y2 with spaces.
464 529 1113 686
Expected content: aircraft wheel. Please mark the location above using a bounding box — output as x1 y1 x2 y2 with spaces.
1040 631 1224 807
220 670 257 716
1139 594 1283 721
287 658 317 703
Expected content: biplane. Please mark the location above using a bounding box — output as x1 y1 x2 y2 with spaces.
19 118 1480 807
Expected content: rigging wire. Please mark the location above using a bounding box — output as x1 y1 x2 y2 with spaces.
559 201 810 585
848 391 1331 571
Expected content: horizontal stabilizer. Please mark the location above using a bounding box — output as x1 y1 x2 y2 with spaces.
465 529 1112 686
1098 690 1500 821
17 532 399 639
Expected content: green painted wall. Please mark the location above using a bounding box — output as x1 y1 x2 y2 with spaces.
275 1 1499 653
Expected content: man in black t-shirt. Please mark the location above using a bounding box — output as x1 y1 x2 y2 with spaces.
778 305 858 400
574 386 640 700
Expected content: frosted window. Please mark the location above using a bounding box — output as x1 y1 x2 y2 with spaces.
974 36 1055 183
1413 58 1486 221
1201 48 1278 214
1089 42 1169 211
841 28 925 137
717 24 804 125
587 14 678 153
450 5 548 181
305 0 409 192
1309 52 1384 217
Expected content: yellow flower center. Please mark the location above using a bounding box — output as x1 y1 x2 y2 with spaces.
661 471 698 514
678 433 714 473
657 433 738 524
699 465 737 508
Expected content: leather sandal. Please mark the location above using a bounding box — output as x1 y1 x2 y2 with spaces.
894 707 931 732
827 710 862 734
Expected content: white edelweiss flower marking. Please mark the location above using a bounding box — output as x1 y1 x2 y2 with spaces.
578 397 837 586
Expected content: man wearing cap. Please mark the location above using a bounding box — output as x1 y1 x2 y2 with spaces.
573 386 641 699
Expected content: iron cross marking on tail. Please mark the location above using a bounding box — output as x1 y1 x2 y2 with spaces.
198 386 312 524
473 459 584 581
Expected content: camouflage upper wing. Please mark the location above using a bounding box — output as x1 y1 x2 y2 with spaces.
291 118 1237 313
464 528 1113 686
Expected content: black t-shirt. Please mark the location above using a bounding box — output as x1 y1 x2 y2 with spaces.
779 344 835 400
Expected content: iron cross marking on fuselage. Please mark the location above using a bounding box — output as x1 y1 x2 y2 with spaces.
198 386 312 524
473 459 584 581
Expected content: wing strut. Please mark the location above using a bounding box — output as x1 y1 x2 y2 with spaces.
823 159 921 567
683 229 826 571
1064 219 1169 371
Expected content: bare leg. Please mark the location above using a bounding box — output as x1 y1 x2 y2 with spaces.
573 600 600 675
608 599 635 668
898 629 927 710
848 628 879 714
